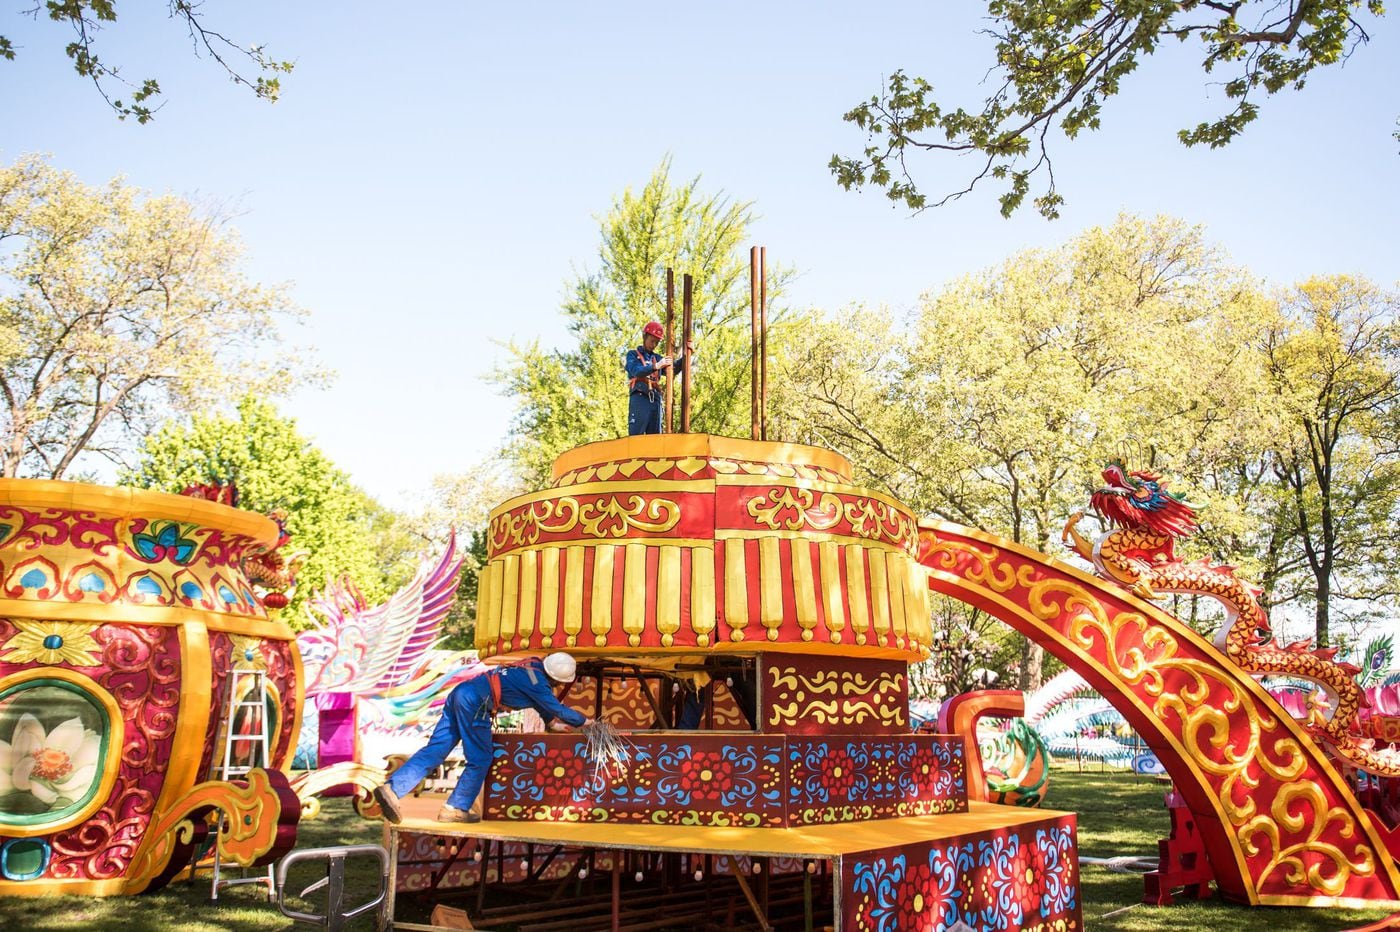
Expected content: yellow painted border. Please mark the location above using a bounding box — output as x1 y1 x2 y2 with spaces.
716 528 914 557
715 472 913 514
0 876 128 897
0 599 295 640
119 620 212 892
0 667 125 839
0 478 277 545
491 479 715 515
486 639 926 663
283 638 305 771
549 434 853 483
486 538 719 557
1256 893 1400 909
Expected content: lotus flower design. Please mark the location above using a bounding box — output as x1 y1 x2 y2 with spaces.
0 714 101 810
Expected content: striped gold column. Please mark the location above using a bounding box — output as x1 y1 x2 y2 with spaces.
758 537 783 641
499 552 520 648
791 541 818 642
819 541 846 644
869 549 891 647
886 551 908 650
477 558 502 646
622 542 646 647
691 545 716 647
845 544 870 646
538 547 560 647
517 550 538 650
657 545 682 648
590 545 617 648
562 546 584 647
724 538 749 643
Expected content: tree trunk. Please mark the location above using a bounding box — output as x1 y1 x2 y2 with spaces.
1018 637 1044 692
1315 574 1330 649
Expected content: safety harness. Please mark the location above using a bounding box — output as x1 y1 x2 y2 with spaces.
627 347 663 396
483 656 545 713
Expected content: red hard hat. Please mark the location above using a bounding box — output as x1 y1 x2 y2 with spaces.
643 320 664 340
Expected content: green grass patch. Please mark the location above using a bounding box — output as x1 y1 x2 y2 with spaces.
1053 765 1395 930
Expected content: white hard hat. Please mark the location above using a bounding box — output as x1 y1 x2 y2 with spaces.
542 652 577 683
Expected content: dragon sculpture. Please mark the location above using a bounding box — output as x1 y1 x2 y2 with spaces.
1063 460 1400 778
180 482 305 609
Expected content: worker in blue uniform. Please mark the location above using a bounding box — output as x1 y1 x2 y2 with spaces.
626 320 693 435
373 652 590 823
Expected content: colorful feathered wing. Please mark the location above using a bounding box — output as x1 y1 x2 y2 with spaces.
298 533 465 696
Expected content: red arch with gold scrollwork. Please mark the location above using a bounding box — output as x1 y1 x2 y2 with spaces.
916 520 1400 908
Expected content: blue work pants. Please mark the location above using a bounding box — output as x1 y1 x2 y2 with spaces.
628 392 664 435
386 678 495 811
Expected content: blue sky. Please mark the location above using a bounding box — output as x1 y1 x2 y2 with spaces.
3 2 1397 508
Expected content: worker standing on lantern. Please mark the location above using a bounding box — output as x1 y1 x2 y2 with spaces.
625 321 693 435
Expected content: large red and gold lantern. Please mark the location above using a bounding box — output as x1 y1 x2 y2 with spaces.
477 434 933 660
0 479 301 895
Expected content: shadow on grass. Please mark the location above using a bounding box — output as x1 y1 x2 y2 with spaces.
0 772 1393 930
0 797 386 931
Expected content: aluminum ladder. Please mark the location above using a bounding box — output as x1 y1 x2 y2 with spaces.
210 666 276 901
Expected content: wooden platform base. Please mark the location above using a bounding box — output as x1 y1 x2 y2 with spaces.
393 795 1062 858
385 798 1082 931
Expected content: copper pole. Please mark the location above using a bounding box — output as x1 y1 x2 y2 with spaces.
681 273 694 433
664 268 675 434
760 246 768 442
750 246 760 440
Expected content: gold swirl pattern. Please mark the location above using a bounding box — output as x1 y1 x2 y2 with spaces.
743 489 917 554
576 495 680 538
490 494 681 551
917 523 1400 907
125 768 296 893
747 488 844 531
843 499 918 553
651 809 766 827
503 804 611 822
288 761 386 820
765 665 909 729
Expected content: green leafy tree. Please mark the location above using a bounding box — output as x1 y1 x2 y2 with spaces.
406 463 524 650
778 214 1278 687
121 396 416 627
1 2 292 122
831 0 1385 217
1262 275 1400 648
496 158 805 484
0 155 312 478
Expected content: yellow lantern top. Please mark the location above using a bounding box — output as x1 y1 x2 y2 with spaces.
476 434 932 661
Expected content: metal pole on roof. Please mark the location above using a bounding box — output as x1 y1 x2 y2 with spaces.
680 274 694 433
760 246 769 442
750 247 760 440
665 268 675 434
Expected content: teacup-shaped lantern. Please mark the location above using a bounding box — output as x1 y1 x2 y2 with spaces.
0 479 302 896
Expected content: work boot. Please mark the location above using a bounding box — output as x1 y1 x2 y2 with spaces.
372 784 403 824
437 805 480 823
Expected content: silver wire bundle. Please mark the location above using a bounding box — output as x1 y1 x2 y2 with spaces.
581 719 634 785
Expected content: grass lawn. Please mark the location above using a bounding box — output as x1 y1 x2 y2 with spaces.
1055 765 1396 930
0 770 1394 930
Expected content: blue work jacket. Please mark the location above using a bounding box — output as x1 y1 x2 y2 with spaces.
493 660 587 727
624 346 686 395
